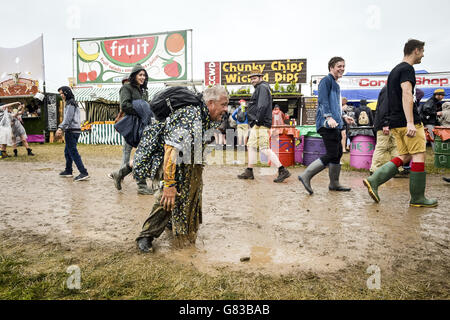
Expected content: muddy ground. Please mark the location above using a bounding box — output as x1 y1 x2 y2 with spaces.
1 146 449 287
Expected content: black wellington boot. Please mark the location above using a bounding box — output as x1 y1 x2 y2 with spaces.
237 168 254 180
137 237 153 253
298 158 326 194
328 163 351 191
111 164 132 190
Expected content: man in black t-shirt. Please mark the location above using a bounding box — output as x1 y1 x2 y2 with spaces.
363 39 437 208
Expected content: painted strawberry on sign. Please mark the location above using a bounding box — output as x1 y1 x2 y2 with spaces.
162 57 182 78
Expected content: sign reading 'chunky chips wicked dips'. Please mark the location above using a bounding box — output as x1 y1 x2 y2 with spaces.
74 30 190 85
219 59 307 85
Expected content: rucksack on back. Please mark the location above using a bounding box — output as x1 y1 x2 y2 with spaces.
236 108 246 122
358 110 369 125
149 86 203 122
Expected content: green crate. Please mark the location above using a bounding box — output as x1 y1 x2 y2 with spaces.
434 136 450 168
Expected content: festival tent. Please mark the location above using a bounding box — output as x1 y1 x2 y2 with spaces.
312 70 450 101
0 35 52 143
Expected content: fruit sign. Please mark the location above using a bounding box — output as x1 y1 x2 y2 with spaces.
75 30 190 84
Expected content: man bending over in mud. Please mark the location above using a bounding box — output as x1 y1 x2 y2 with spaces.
135 86 229 252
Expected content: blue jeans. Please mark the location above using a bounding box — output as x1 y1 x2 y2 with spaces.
64 132 88 175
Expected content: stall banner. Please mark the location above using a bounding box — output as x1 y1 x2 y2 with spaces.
0 78 39 97
75 30 190 84
312 72 450 101
301 97 318 125
204 59 307 85
312 73 450 91
0 35 44 96
204 62 221 86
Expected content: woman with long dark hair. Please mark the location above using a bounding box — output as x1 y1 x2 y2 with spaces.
55 86 90 181
110 64 154 195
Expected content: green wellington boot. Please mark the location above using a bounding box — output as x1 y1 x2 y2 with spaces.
409 171 438 207
363 161 398 203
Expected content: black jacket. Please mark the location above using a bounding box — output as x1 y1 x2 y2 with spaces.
247 81 272 128
374 86 389 131
421 97 442 126
120 83 148 116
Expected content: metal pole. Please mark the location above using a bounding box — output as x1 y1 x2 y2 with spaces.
41 33 46 91
41 33 49 139
190 29 193 84
72 38 75 86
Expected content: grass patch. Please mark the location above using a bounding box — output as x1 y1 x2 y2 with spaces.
0 239 448 300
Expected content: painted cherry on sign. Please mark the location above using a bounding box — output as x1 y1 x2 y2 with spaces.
88 70 97 81
78 72 88 83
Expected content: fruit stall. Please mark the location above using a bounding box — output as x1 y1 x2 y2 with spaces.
72 85 163 145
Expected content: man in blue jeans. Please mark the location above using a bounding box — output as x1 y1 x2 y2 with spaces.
55 86 90 181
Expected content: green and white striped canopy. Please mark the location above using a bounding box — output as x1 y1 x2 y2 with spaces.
73 86 165 102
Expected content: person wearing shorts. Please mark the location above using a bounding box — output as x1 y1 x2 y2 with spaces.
237 68 290 183
363 39 437 207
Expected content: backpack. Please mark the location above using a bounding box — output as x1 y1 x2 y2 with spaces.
149 86 203 122
358 110 369 125
236 108 246 123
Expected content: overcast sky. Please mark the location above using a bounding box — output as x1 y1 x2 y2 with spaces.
2 0 450 92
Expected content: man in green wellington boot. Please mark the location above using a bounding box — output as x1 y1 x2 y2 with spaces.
363 39 437 208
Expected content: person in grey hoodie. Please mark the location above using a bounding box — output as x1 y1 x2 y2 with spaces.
55 86 90 181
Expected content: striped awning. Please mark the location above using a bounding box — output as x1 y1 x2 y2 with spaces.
73 85 164 102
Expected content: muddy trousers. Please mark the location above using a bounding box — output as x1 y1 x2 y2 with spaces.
370 130 399 173
121 141 133 167
136 189 171 242
120 142 147 187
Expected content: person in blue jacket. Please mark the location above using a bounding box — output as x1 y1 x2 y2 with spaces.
298 57 355 194
231 100 248 148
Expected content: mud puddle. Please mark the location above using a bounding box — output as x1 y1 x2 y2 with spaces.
1 161 449 276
